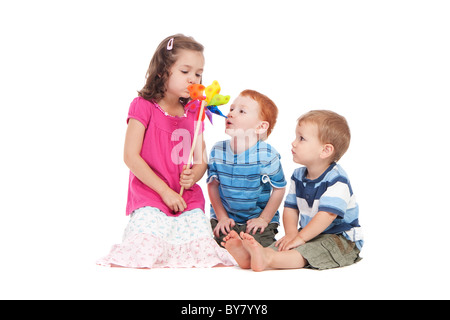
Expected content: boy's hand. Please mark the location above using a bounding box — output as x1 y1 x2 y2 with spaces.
246 217 268 235
213 217 236 238
180 166 195 190
275 233 301 251
284 235 306 250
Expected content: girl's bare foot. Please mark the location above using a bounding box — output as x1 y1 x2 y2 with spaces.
240 232 271 272
221 230 251 269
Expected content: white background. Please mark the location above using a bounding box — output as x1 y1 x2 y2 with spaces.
1 0 449 300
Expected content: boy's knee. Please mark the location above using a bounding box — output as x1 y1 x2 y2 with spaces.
253 223 278 247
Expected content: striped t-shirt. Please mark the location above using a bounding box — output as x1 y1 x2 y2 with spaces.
284 163 364 249
207 140 287 224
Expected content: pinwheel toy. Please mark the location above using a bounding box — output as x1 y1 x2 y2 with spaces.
180 80 230 196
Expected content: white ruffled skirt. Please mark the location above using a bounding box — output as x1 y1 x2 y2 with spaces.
97 207 236 268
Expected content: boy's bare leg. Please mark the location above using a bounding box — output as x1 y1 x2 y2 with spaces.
240 232 307 272
221 230 251 269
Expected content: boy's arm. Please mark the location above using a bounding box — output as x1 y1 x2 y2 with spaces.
207 179 235 237
246 187 285 234
275 207 300 251
283 207 300 235
285 211 337 250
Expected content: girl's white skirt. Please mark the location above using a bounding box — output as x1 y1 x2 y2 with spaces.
97 207 236 268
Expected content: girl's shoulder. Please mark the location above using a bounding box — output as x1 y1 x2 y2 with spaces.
128 97 157 128
130 96 156 109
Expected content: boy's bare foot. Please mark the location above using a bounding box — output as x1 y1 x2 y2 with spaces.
240 232 270 272
221 230 251 269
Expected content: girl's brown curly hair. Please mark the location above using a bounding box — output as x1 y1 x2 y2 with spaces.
138 34 204 104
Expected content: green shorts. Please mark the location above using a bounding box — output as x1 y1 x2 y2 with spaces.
210 219 278 248
269 233 362 270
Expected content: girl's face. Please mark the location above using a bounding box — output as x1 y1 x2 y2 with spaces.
291 121 324 165
166 49 205 100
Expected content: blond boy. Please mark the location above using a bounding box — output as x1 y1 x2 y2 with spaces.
223 110 363 271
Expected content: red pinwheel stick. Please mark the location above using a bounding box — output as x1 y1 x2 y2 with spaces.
180 99 206 196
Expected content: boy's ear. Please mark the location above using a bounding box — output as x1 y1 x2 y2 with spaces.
256 121 269 135
320 143 335 160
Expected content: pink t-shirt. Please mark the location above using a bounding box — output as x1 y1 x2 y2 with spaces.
125 97 205 216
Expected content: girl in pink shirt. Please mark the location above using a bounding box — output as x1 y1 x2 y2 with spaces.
97 34 235 268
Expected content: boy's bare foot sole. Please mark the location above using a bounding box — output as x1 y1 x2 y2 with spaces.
240 232 269 272
221 230 251 269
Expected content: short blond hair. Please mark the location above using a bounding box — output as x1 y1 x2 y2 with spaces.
297 110 351 162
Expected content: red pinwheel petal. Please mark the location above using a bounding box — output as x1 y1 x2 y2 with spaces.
186 100 201 111
201 109 206 121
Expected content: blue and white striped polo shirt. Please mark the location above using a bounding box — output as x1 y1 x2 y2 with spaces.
284 163 364 249
207 140 287 224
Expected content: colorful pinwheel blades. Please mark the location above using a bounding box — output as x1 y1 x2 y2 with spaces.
205 81 221 104
186 99 206 121
187 80 229 124
207 105 227 118
187 84 206 100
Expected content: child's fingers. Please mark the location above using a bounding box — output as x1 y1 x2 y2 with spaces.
214 224 226 238
276 238 287 251
174 197 187 213
181 169 193 177
180 173 194 189
213 226 220 238
181 197 187 210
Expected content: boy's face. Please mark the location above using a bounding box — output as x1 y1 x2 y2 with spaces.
291 121 324 165
225 95 267 138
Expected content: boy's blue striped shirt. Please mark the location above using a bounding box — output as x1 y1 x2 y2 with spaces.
285 163 364 249
207 140 287 224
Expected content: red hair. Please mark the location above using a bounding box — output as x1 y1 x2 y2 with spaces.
240 90 278 138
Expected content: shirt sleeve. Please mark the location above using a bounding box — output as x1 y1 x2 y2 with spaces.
206 144 219 184
284 175 299 210
260 152 287 189
127 97 152 128
318 178 352 218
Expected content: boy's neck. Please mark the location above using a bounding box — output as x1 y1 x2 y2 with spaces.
230 135 260 154
305 161 334 180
